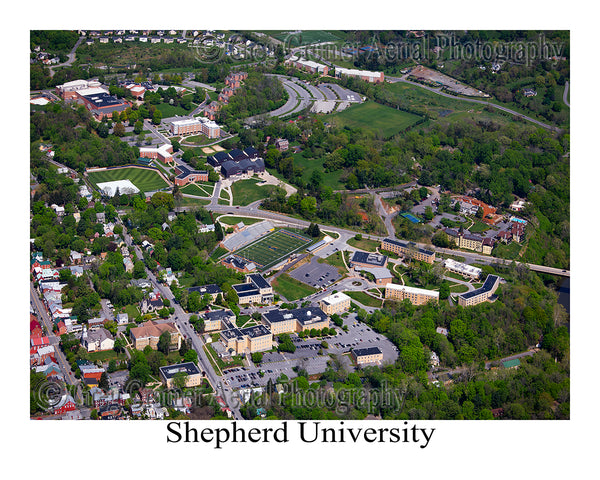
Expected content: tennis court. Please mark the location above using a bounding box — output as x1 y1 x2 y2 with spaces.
401 212 421 224
234 229 313 270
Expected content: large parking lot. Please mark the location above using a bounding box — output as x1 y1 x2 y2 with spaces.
288 256 340 289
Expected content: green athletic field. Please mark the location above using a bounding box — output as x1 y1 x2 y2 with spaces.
87 167 169 193
234 229 313 270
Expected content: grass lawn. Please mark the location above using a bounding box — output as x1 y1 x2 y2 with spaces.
450 284 470 293
469 219 491 234
317 251 347 275
181 134 216 146
87 166 169 193
156 103 194 117
271 273 317 301
230 178 280 206
291 150 345 189
346 236 381 252
217 216 263 226
345 290 383 308
177 197 211 207
325 101 422 138
87 349 127 363
181 183 214 197
122 304 141 320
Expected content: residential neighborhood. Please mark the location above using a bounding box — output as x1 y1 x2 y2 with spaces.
29 28 570 428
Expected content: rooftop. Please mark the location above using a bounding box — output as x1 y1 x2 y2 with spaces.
159 362 201 379
352 346 383 357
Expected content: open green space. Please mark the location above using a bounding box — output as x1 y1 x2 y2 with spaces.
87 166 169 193
234 228 313 270
180 183 214 197
272 273 318 301
450 284 470 293
346 236 381 252
345 290 383 308
209 246 229 261
230 178 280 206
291 150 345 189
325 101 422 138
155 103 194 117
468 219 492 234
86 349 128 363
217 216 264 226
177 197 211 207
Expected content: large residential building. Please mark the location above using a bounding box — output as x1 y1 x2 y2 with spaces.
220 324 272 355
384 283 439 305
286 56 329 76
170 117 221 138
457 275 501 307
129 320 182 351
139 144 174 165
352 346 383 365
443 228 494 255
319 292 352 315
381 238 436 264
262 307 329 335
443 258 482 279
232 274 273 304
334 67 384 83
159 362 204 389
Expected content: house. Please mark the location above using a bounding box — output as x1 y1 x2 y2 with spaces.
69 265 84 277
523 88 537 97
123 257 134 273
81 327 114 352
116 313 129 326
436 327 448 336
275 138 289 151
70 250 82 264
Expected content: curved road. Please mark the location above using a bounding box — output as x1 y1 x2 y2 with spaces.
387 75 562 132
48 36 85 77
563 80 570 108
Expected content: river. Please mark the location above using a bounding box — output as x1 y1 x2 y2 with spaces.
557 277 570 314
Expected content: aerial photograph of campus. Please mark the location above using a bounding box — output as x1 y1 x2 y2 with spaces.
29 29 570 422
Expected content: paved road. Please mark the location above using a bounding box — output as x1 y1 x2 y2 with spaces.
48 36 85 77
563 80 570 108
